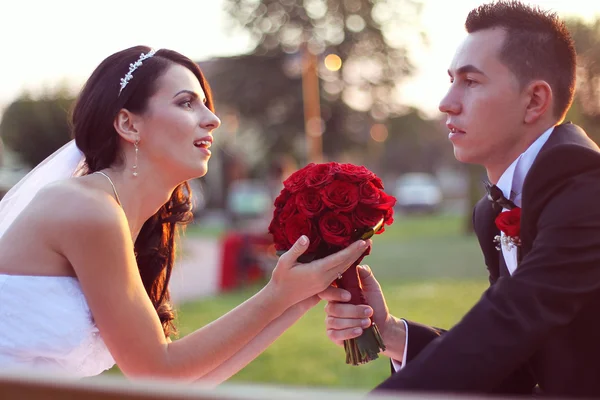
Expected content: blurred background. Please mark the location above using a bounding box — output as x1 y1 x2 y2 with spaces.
2 0 600 392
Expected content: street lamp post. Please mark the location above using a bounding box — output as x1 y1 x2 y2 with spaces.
301 44 323 164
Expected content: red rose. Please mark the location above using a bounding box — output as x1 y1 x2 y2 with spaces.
337 164 375 182
377 199 396 234
374 191 396 210
322 180 360 213
384 207 395 226
283 163 315 193
270 162 397 258
296 188 325 217
279 194 298 221
495 207 521 237
319 211 353 247
284 213 321 253
274 189 291 208
371 176 384 189
352 204 385 229
358 181 380 205
268 218 290 251
305 163 338 189
375 208 394 235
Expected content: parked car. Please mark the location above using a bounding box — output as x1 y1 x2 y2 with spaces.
0 166 29 199
394 173 443 214
226 179 272 222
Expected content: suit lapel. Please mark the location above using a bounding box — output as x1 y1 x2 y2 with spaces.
519 122 600 261
473 123 597 275
473 196 503 282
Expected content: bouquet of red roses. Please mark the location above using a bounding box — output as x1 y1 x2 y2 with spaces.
268 162 396 365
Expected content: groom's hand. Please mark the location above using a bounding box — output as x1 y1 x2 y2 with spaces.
320 265 407 361
319 266 391 342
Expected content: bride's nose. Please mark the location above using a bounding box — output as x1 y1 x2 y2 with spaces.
200 110 221 130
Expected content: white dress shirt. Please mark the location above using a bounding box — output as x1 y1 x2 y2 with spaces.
392 125 555 371
495 126 553 274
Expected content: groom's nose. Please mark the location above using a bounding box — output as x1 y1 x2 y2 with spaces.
439 88 461 115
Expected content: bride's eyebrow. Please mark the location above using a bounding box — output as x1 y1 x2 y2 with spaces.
172 89 207 104
172 89 199 99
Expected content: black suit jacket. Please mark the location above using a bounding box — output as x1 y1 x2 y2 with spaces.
375 123 600 397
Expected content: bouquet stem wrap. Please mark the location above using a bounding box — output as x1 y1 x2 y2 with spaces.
337 253 386 365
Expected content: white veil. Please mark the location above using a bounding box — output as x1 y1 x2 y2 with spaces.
0 140 85 237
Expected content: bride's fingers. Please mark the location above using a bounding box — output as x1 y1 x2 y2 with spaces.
313 239 371 272
318 286 351 302
278 235 310 266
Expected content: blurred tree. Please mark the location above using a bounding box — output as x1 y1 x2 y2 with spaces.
200 54 306 160
216 0 425 165
0 92 73 168
384 108 451 174
463 164 486 234
565 17 600 143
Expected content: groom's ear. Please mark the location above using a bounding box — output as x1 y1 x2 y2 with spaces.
523 80 552 124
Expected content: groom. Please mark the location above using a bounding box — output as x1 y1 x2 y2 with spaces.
322 1 600 397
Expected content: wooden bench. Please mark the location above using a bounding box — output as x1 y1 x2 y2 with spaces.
0 371 512 400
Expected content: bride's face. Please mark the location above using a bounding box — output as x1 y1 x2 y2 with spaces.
136 64 220 182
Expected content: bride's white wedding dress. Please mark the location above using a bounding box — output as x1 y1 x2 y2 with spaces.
0 274 115 377
0 142 117 377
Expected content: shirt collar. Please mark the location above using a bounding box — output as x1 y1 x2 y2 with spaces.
496 126 555 207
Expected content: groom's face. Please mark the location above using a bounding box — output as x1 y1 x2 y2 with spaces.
439 28 527 169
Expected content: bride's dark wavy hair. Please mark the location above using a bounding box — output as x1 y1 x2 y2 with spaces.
71 46 215 337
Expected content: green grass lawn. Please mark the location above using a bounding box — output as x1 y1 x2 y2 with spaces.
185 223 226 239
175 279 486 391
167 214 490 391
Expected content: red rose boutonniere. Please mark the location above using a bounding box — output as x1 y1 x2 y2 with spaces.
494 207 521 250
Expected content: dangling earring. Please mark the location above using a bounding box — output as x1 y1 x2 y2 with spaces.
133 139 139 177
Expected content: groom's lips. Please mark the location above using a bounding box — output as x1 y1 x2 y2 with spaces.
447 123 466 140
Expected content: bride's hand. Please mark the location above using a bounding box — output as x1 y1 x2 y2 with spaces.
267 235 370 308
293 294 321 313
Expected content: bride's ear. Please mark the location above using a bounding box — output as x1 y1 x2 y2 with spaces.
113 108 140 144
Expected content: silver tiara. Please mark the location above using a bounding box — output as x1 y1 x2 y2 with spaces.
118 49 157 96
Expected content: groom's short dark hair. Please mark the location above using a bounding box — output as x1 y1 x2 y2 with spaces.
465 0 576 120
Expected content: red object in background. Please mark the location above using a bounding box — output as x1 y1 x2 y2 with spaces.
219 231 272 291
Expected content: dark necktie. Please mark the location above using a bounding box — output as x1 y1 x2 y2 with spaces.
483 180 517 212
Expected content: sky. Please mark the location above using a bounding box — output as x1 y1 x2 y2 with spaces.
1 0 599 117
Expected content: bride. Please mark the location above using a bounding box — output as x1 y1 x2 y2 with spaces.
0 46 369 382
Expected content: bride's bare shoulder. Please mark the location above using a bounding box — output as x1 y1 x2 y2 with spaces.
29 177 123 227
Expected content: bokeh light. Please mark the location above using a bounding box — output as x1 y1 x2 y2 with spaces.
324 54 342 71
370 123 389 142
